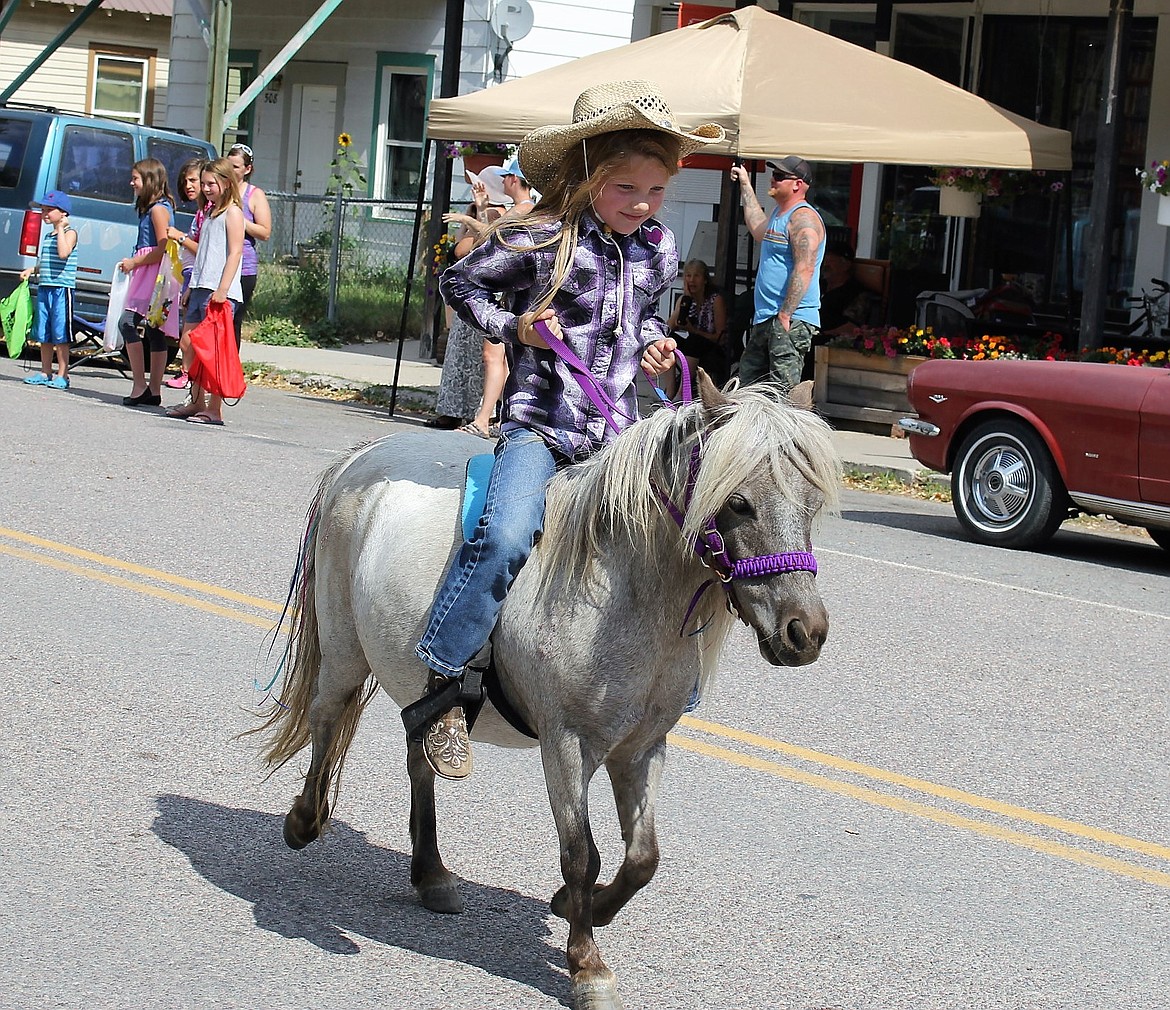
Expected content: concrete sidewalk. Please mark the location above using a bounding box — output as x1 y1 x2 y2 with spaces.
240 337 930 482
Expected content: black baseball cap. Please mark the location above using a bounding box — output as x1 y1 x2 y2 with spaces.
766 156 812 184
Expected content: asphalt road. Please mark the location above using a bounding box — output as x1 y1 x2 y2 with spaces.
2 357 1168 1010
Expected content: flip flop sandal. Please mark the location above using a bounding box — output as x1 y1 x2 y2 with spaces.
458 422 491 439
186 412 225 426
165 403 202 418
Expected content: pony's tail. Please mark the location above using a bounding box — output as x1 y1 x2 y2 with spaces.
245 476 327 771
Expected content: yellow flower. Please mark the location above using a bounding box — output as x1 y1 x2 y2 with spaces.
337 132 352 148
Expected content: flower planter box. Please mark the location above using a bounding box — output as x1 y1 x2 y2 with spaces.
812 345 926 428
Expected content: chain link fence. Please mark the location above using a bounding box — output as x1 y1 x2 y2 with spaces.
250 191 434 340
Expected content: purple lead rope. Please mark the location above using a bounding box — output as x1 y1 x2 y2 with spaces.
531 318 691 433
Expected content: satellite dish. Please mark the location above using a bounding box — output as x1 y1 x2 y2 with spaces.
489 0 534 42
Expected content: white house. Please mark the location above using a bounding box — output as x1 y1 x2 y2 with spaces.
0 0 173 126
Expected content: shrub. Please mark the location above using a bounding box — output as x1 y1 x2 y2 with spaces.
250 316 311 347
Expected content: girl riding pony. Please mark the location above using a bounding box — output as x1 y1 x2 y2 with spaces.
410 80 724 780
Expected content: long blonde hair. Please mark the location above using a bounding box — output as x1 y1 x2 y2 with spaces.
201 157 243 217
478 129 682 316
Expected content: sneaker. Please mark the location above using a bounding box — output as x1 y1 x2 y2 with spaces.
164 371 189 389
47 376 69 390
23 373 51 385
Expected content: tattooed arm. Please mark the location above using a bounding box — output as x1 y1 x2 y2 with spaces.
778 206 825 330
729 165 769 242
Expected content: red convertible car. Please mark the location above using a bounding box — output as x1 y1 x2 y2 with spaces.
899 359 1170 551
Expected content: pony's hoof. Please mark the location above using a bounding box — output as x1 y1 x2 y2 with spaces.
551 883 604 921
282 814 318 850
282 797 325 850
417 881 463 915
573 978 623 1010
550 885 570 920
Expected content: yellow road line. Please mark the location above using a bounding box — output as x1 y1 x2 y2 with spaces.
0 526 285 613
680 715 1170 862
0 541 278 631
7 526 1165 886
668 734 1170 889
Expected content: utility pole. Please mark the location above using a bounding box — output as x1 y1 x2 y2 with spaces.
205 0 232 150
1079 0 1132 350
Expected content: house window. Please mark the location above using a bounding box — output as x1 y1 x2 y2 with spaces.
373 54 433 203
225 51 259 154
88 46 156 125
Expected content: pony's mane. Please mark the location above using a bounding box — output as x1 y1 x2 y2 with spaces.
539 384 841 588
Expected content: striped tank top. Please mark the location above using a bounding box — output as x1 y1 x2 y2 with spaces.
39 227 76 288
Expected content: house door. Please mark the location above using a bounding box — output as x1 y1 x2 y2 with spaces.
293 84 338 196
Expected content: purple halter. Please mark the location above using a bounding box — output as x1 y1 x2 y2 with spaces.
531 319 818 631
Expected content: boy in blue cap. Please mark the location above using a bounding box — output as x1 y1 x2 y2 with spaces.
21 190 78 389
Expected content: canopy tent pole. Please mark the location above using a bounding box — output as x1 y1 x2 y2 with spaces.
389 138 434 418
0 0 104 103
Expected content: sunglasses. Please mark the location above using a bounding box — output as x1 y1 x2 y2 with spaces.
772 171 800 182
229 143 254 158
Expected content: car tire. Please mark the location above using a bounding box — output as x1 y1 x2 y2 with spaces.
951 419 1068 548
1146 527 1170 553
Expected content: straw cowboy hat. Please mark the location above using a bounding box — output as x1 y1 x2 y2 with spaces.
518 80 725 191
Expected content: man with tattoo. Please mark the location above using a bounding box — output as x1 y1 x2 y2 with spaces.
730 156 826 390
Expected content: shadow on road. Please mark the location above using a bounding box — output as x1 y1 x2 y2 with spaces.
151 793 570 1005
843 508 1169 575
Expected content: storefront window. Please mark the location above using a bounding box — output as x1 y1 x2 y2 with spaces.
977 16 1156 312
875 15 967 317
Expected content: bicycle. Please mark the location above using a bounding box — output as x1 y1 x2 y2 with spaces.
1121 276 1170 341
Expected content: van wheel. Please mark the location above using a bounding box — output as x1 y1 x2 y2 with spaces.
951 419 1068 548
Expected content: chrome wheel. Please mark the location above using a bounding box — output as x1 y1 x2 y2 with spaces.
951 419 1066 548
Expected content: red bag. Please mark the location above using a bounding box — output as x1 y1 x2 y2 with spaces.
187 300 246 400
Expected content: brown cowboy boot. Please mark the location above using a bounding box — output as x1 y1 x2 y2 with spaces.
422 674 473 780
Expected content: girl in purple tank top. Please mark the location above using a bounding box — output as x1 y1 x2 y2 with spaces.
227 144 272 346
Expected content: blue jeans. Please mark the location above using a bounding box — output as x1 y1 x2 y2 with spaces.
415 428 557 679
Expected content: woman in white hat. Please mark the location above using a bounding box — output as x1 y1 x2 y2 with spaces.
441 156 540 439
409 80 724 781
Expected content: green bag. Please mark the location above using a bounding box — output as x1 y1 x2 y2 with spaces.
1 279 33 359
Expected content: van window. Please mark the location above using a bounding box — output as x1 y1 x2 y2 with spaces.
0 117 32 189
57 124 134 203
147 137 210 214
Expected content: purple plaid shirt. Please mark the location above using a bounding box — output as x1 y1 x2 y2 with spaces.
439 214 678 461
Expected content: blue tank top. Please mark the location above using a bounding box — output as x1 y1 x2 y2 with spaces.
753 200 825 326
39 226 76 288
135 199 174 250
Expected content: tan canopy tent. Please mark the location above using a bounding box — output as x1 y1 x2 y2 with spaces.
427 6 1071 170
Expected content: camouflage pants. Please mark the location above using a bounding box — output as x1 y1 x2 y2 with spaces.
738 316 818 392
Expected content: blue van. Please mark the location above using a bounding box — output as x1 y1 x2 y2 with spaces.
0 104 216 321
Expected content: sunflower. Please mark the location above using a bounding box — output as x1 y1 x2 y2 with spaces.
337 132 352 148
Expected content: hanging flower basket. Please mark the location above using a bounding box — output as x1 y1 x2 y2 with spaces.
1158 194 1170 227
939 187 982 218
463 152 506 176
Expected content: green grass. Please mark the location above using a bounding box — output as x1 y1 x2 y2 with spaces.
843 468 951 501
249 261 425 343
